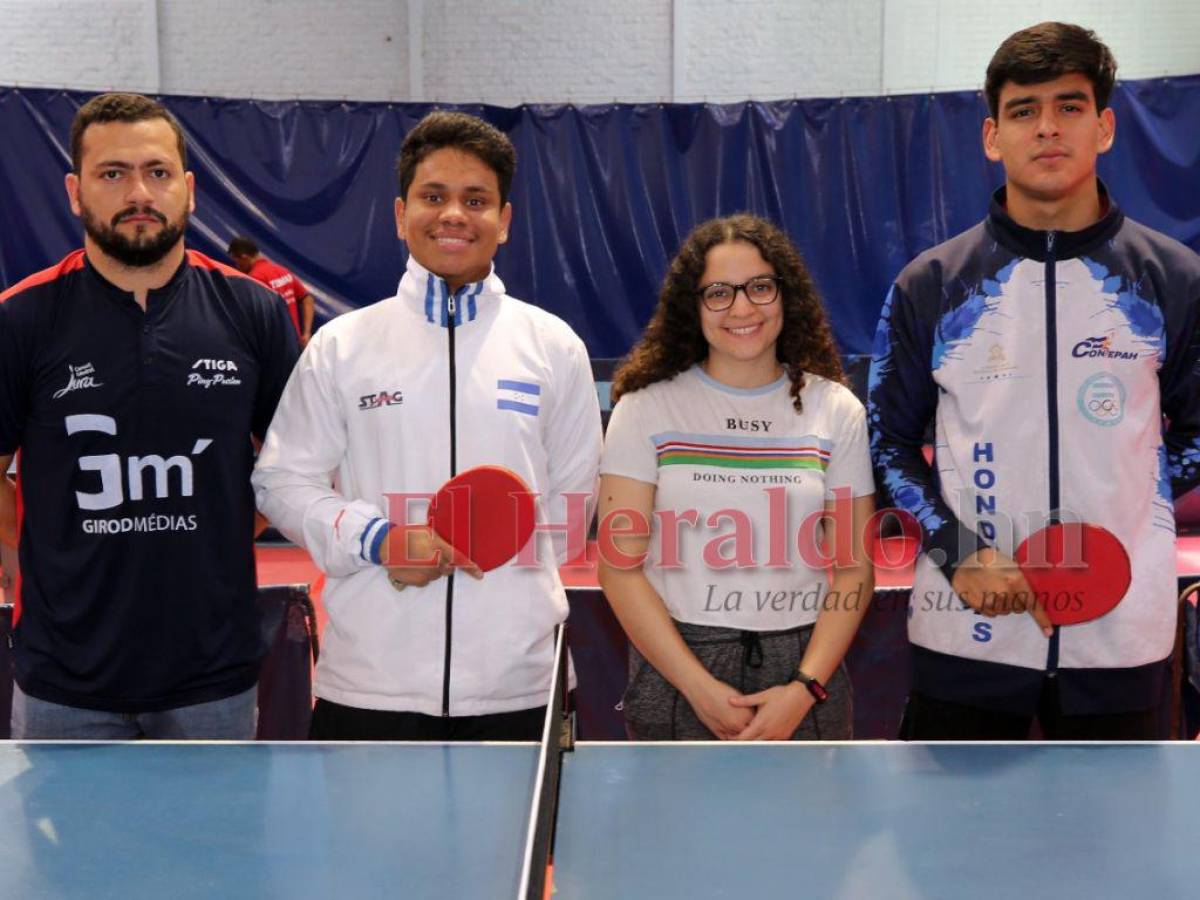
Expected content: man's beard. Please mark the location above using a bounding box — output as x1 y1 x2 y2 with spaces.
81 203 187 268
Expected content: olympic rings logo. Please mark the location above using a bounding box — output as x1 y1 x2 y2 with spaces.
1078 373 1126 427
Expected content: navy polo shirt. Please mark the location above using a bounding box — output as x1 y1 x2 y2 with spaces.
0 249 299 712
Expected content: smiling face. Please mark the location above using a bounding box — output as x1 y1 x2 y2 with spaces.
698 240 784 385
983 72 1114 226
65 118 194 268
394 147 512 292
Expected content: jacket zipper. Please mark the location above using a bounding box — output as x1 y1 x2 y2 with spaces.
1044 231 1061 676
442 289 458 717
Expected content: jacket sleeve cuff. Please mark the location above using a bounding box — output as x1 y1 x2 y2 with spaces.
929 522 990 587
359 517 393 565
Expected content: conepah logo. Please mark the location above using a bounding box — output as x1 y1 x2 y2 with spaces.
1072 334 1140 360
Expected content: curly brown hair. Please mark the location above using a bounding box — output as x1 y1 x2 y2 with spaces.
611 214 844 412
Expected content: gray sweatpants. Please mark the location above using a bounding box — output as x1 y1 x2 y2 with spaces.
623 621 852 741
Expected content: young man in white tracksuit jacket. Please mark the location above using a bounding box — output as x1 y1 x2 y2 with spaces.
868 23 1200 739
253 111 602 740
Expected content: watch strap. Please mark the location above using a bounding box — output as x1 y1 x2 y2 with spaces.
793 669 829 704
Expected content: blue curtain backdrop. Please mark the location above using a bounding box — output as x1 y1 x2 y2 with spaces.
1 78 1197 361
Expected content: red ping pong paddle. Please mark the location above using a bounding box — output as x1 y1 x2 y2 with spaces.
427 465 536 572
1014 522 1131 626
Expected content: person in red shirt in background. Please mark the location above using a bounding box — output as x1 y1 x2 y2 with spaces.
228 236 315 346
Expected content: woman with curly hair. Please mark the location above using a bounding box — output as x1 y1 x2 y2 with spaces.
598 214 875 740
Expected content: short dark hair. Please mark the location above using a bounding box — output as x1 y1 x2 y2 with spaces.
396 110 516 206
70 92 188 173
985 22 1117 119
227 236 259 257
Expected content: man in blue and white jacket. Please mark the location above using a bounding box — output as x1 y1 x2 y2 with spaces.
868 22 1200 739
253 111 602 741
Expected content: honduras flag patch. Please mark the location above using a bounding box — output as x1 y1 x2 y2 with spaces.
497 379 540 416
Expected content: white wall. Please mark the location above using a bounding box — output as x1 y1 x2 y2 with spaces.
677 0 884 102
0 0 161 93
158 0 409 100
883 0 1200 93
419 0 672 103
0 0 1196 103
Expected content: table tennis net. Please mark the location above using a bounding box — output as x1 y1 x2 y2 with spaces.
519 625 572 900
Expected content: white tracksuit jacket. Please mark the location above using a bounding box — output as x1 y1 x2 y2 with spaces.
253 256 602 716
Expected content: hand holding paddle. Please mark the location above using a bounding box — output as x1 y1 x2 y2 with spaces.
953 523 1132 633
952 546 1054 636
427 465 536 573
385 524 482 591
1014 522 1130 627
383 466 536 590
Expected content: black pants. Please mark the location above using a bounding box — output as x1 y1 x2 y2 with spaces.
900 682 1162 741
309 698 547 741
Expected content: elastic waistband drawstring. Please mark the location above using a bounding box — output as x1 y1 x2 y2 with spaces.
739 631 764 668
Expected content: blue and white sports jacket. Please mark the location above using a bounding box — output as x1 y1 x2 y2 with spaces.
868 185 1200 715
253 256 602 718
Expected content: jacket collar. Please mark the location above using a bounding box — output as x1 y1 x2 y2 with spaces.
985 180 1124 262
395 255 505 328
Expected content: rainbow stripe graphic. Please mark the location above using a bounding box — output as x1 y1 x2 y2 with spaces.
652 431 831 471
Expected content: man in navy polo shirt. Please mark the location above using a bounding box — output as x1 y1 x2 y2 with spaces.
0 92 298 739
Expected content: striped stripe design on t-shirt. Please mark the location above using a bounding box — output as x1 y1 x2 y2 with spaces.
651 431 832 470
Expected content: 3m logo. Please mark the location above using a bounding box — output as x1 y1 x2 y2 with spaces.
66 414 212 510
359 390 404 410
192 358 240 371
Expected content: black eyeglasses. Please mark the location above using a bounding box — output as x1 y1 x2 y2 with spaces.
697 275 781 311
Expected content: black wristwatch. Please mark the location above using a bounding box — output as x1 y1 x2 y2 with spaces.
792 669 829 704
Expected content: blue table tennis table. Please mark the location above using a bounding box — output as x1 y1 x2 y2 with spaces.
2 740 1199 899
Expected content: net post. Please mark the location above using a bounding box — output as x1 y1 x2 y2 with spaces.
517 625 572 900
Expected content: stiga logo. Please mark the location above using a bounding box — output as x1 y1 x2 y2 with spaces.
188 358 242 389
1072 334 1140 360
359 390 404 410
192 358 239 371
